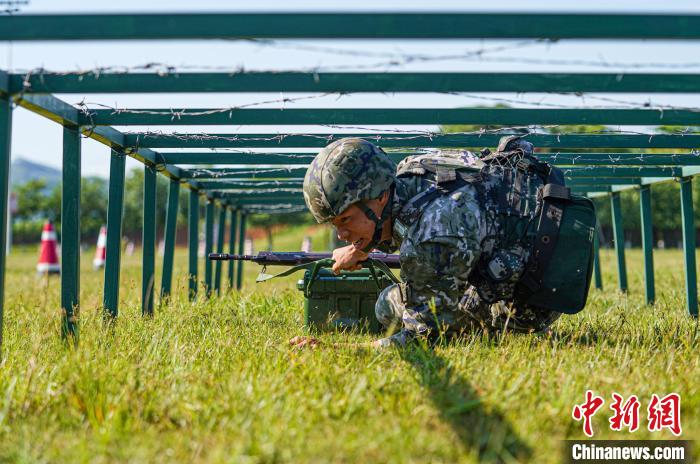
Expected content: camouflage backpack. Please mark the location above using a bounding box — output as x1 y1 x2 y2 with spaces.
394 138 597 315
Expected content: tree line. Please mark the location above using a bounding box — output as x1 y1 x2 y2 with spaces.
12 168 184 245
11 167 312 247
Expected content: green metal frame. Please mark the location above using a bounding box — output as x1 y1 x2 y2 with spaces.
228 208 238 290
639 185 655 305
610 192 628 293
236 213 247 291
160 178 180 301
1 11 700 353
679 178 698 316
61 125 81 339
204 200 214 297
142 164 156 317
103 149 126 319
188 190 200 300
0 83 9 352
214 206 227 295
1 13 699 40
593 229 602 291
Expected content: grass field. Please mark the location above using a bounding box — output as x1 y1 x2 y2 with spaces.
0 227 697 463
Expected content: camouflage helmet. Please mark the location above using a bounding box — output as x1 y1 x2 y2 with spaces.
303 138 396 223
496 135 534 157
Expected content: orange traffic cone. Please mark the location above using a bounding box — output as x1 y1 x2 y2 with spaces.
93 225 107 270
37 220 60 275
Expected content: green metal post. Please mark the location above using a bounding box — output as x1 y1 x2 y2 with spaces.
679 177 698 316
0 94 11 353
188 189 199 300
593 227 602 290
103 149 126 319
610 192 628 293
228 207 237 290
639 185 655 305
236 212 247 290
214 206 226 294
204 200 214 296
61 125 81 341
141 164 156 317
160 178 179 301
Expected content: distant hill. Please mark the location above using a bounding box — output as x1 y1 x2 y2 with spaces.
10 158 62 189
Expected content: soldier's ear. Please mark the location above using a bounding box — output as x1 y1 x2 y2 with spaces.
377 190 390 206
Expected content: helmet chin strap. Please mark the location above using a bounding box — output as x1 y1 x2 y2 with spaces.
356 186 394 253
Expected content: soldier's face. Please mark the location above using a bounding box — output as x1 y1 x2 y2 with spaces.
331 203 376 250
331 192 390 251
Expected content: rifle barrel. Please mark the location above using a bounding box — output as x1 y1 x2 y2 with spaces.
208 253 254 261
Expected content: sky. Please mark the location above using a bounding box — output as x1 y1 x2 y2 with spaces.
2 0 700 177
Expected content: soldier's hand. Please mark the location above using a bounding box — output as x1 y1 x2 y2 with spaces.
331 245 367 274
289 336 322 349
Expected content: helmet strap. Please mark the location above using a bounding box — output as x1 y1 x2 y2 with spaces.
356 186 394 253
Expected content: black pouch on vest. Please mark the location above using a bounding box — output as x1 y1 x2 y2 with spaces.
516 183 597 314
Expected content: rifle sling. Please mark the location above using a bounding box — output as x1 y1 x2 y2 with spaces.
256 258 400 296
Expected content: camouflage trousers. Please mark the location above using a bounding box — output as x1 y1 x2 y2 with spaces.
375 283 561 344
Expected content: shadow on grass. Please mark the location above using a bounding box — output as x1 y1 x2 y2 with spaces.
400 343 532 463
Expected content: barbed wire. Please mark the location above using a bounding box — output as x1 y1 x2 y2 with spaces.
245 38 551 60
183 150 318 159
441 91 700 114
180 149 700 177
0 0 28 15
275 40 555 72
130 124 696 144
204 188 302 194
236 204 306 211
70 90 700 124
187 167 306 178
452 55 700 70
201 180 302 187
243 208 308 215
539 151 700 166
560 165 681 175
318 123 561 134
14 59 700 120
75 92 345 123
187 151 700 169
243 38 700 71
15 40 548 78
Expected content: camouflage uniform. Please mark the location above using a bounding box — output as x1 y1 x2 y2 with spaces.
303 137 561 347
374 145 561 346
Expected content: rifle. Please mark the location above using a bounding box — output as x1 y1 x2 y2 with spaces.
208 251 400 268
209 251 401 284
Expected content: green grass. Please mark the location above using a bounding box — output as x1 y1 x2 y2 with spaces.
0 228 698 463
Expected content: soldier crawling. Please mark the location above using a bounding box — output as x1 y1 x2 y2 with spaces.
291 136 592 348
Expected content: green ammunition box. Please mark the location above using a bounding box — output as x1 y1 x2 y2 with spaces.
297 267 395 333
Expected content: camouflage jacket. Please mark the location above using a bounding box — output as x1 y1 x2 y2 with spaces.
370 152 484 333
375 150 547 338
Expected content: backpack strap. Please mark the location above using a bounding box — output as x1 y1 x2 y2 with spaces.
516 181 571 300
394 168 479 240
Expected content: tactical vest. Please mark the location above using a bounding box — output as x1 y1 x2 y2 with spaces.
394 148 596 315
